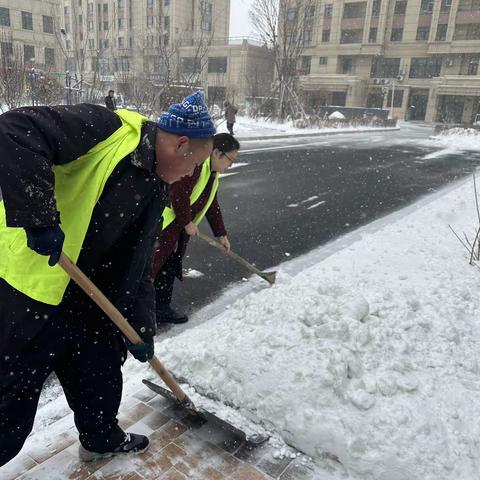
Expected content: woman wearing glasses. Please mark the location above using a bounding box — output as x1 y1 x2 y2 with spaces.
152 133 240 324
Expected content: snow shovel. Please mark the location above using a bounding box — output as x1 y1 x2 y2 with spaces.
58 252 265 445
197 232 276 285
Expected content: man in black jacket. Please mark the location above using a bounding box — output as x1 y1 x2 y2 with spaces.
105 89 117 110
0 92 215 466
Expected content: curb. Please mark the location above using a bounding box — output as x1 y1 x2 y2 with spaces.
238 127 401 142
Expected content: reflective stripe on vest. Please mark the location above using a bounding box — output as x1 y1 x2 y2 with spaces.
161 156 219 231
0 109 149 305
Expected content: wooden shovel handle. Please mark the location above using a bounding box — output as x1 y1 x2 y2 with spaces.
58 252 188 402
196 232 276 285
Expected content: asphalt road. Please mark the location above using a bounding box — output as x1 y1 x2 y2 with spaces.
170 123 480 315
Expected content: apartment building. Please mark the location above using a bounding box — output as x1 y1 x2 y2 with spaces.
60 0 229 78
0 0 61 72
295 0 480 123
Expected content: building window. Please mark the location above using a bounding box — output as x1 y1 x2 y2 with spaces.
324 4 333 17
391 28 403 41
208 56 227 73
164 16 170 29
103 39 109 48
340 57 354 73
300 56 311 74
103 3 108 13
164 0 170 5
119 18 126 29
420 0 434 13
145 35 154 47
0 7 10 26
201 0 213 15
319 56 328 65
341 29 363 43
343 2 367 19
87 3 94 14
409 57 442 78
440 0 452 12
44 47 55 66
394 1 407 15
147 0 154 7
322 29 331 42
369 27 378 42
24 44 35 62
201 20 212 31
436 24 448 41
103 21 109 30
371 57 401 77
305 5 315 17
22 11 33 30
120 57 129 72
181 57 201 74
1 41 13 63
88 20 94 31
387 89 404 108
287 8 297 21
66 39 71 49
118 37 124 47
372 0 381 16
118 0 124 8
467 59 479 75
416 26 430 40
88 38 95 49
458 0 480 11
303 29 313 45
454 23 480 40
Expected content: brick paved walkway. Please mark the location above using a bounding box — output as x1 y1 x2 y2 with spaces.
1 386 318 480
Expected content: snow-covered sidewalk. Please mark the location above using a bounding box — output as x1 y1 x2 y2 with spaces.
215 116 398 140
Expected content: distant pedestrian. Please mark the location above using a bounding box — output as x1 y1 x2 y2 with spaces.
105 89 117 111
224 100 238 136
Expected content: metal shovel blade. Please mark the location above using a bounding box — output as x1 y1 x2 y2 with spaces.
262 271 277 285
142 379 269 446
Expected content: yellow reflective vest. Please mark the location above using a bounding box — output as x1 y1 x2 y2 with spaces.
161 156 219 231
0 109 149 305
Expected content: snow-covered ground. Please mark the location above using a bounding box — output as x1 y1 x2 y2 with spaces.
215 115 396 139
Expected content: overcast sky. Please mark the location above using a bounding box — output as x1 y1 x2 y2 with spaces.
229 0 255 38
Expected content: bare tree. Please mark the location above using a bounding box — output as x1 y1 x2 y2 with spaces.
0 31 26 111
249 0 311 120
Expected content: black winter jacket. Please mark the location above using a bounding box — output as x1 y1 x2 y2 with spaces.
0 104 169 341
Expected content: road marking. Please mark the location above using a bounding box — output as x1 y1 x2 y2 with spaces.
241 141 330 154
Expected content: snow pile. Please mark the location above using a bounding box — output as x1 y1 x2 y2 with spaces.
431 127 480 152
150 177 480 480
329 111 346 120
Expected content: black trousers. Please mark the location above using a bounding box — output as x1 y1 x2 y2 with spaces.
154 253 178 307
227 122 234 135
0 279 126 467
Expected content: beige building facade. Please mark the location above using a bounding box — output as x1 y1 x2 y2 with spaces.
178 38 274 106
0 0 61 72
295 0 480 123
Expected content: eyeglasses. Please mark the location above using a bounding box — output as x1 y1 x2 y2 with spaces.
222 152 235 164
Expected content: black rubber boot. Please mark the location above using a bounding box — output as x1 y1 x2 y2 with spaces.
156 304 189 324
79 433 149 462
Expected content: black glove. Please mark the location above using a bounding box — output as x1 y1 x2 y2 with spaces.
25 225 65 267
126 337 154 363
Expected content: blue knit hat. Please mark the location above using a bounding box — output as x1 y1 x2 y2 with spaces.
157 91 215 138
